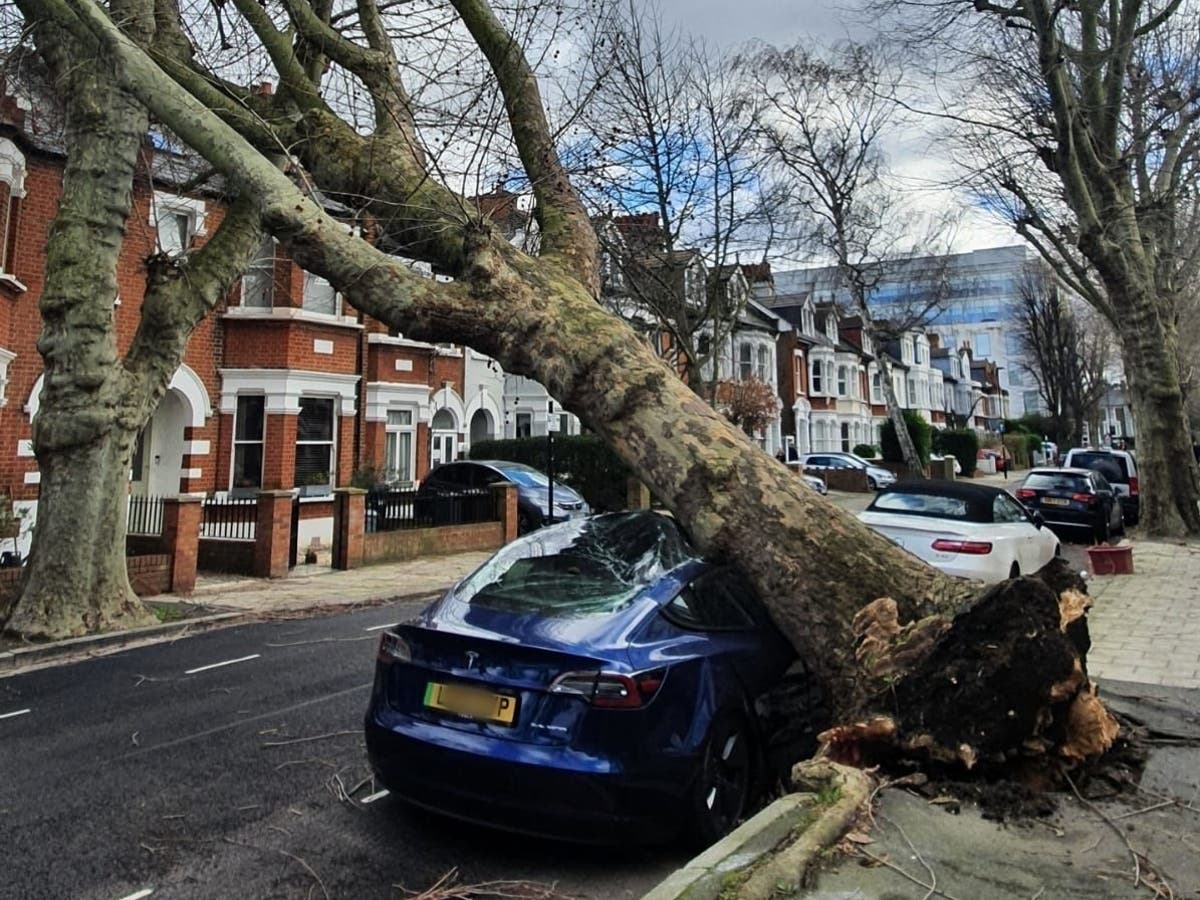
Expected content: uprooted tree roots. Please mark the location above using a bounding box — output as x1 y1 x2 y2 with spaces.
820 558 1120 776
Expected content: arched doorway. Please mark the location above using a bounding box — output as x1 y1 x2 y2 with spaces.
430 408 458 467
131 390 188 497
469 408 494 447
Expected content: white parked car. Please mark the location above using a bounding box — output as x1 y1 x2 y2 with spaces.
802 473 828 495
857 481 1060 582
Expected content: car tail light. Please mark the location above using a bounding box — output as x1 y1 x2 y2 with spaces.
1071 492 1096 505
1129 476 1139 496
378 631 412 663
931 539 993 555
1015 488 1036 500
549 669 666 708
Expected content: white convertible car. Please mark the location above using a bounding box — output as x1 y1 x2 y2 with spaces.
857 481 1061 582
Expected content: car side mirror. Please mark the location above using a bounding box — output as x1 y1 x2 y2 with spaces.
1032 511 1045 529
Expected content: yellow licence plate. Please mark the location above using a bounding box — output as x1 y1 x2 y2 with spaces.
424 681 517 725
1043 497 1069 506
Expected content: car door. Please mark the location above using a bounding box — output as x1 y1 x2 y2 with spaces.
992 493 1037 573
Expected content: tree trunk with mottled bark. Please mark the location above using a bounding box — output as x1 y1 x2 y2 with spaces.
5 1 265 639
42 0 1122 772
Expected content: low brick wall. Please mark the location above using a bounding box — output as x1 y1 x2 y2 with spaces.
198 538 257 575
363 522 504 566
0 553 171 618
0 568 20 621
128 554 171 597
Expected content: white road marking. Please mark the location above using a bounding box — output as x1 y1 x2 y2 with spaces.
364 623 395 632
360 789 390 804
116 890 154 900
184 654 260 675
0 708 31 720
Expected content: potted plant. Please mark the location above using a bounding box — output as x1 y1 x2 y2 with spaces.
299 471 332 497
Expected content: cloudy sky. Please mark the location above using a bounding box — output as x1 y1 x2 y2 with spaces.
653 0 1020 256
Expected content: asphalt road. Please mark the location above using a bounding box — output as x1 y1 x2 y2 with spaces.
0 602 684 900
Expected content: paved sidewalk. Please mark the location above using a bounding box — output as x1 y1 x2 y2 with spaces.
1086 538 1200 689
188 551 491 615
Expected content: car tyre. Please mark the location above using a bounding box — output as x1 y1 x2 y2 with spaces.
867 476 877 491
686 712 754 849
517 511 536 535
1095 512 1111 545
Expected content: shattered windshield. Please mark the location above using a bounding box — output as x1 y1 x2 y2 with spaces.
454 513 699 616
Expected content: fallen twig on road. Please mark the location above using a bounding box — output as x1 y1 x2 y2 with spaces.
854 848 964 900
262 730 360 747
1064 772 1174 899
222 837 330 900
396 867 575 900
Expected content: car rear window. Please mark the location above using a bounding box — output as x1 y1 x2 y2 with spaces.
453 513 699 616
1068 452 1129 483
869 491 976 521
1024 473 1090 492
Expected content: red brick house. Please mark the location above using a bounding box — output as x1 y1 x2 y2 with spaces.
0 88 500 558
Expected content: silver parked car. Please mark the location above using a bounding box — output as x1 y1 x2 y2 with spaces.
800 452 897 490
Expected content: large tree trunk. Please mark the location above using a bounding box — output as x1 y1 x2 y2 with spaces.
1113 286 1200 535
57 0 1119 770
6 0 266 640
8 5 158 637
876 354 924 479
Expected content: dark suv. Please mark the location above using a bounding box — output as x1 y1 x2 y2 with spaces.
1061 448 1139 525
420 460 590 534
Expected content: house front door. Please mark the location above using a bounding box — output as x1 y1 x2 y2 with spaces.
431 431 457 468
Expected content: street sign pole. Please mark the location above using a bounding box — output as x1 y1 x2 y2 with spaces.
547 400 555 522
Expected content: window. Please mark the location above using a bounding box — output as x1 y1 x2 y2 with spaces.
1008 367 1023 386
1006 333 1022 356
515 412 533 438
0 138 26 277
793 351 805 395
840 422 850 452
384 408 415 483
993 494 1029 524
756 346 769 381
233 395 265 490
294 397 335 486
242 237 276 308
739 344 753 381
973 333 991 357
698 333 712 357
802 307 815 334
665 571 756 631
811 359 824 394
1023 390 1041 413
837 366 848 396
907 378 916 406
871 371 882 403
151 192 206 257
302 271 340 316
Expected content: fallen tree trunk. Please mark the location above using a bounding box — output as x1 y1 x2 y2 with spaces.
44 0 1119 774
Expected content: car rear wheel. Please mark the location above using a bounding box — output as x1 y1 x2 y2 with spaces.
1094 512 1111 544
687 713 754 848
867 476 877 490
517 511 536 535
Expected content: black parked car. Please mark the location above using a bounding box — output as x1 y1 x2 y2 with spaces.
1015 467 1125 542
420 460 590 534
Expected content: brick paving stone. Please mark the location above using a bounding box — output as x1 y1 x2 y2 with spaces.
1086 537 1200 689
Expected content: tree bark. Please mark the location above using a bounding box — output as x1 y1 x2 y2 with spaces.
6 0 267 640
51 0 1120 771
8 3 158 637
876 352 924 479
1114 286 1200 534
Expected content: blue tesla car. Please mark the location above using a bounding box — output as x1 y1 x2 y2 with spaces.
364 512 820 846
